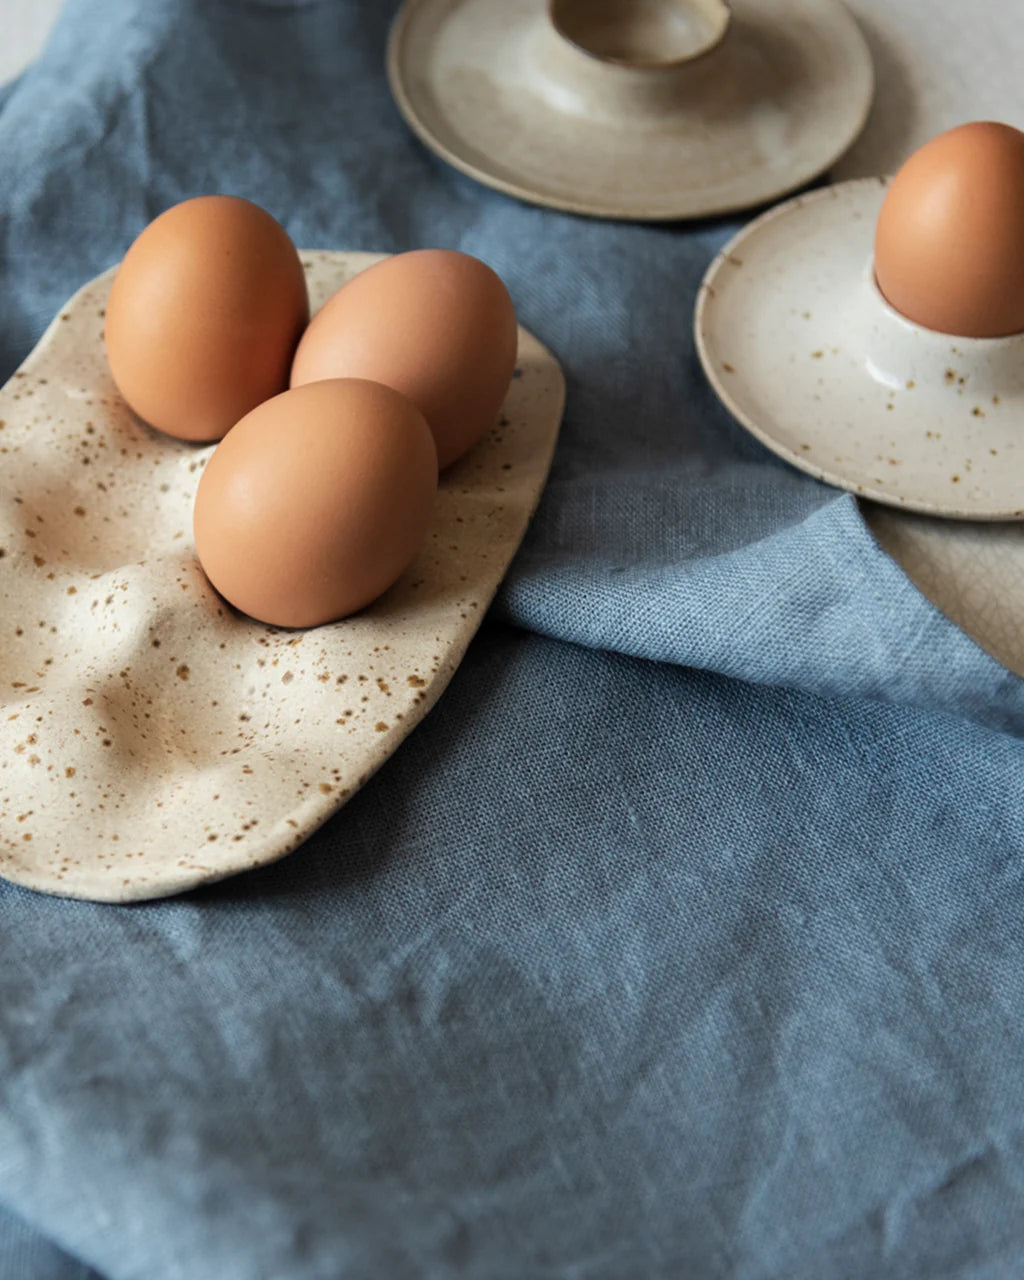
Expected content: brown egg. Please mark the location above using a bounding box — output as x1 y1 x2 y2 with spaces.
874 122 1024 338
290 249 518 469
105 195 309 441
193 379 437 628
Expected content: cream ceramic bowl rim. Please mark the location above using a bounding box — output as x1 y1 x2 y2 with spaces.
694 177 1024 521
385 0 875 222
546 0 732 71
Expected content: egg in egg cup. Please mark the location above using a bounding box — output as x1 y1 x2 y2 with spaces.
695 122 1024 520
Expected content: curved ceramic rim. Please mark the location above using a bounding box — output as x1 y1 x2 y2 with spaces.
546 0 732 70
694 179 1024 521
386 0 874 221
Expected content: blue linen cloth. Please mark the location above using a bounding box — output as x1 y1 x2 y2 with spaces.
2 2 1024 1276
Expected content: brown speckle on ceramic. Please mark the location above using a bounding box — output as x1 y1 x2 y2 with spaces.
0 251 565 902
386 0 873 220
695 179 1024 520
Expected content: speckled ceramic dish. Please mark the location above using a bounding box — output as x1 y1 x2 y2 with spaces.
695 179 1024 520
387 0 873 220
0 252 565 903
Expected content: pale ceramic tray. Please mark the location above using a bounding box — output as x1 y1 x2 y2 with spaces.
695 179 1024 520
0 252 565 903
387 0 873 220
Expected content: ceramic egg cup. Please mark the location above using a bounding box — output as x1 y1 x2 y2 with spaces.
387 0 874 220
695 178 1024 520
0 252 564 903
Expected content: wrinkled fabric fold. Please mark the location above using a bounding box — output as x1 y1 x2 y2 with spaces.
0 1205 100 1280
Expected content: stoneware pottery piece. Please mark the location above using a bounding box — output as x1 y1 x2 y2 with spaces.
0 251 565 903
387 0 874 220
695 179 1024 520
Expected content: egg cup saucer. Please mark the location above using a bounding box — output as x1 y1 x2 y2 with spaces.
695 178 1024 520
387 0 874 221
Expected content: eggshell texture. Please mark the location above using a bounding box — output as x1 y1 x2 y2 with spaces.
193 379 438 628
874 122 1024 338
105 195 309 441
290 249 518 469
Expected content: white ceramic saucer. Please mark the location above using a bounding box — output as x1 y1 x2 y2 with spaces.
387 0 874 221
695 178 1024 520
0 252 564 903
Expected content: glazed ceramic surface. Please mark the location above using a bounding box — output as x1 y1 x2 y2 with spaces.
695 179 1024 520
387 0 873 220
0 252 565 902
